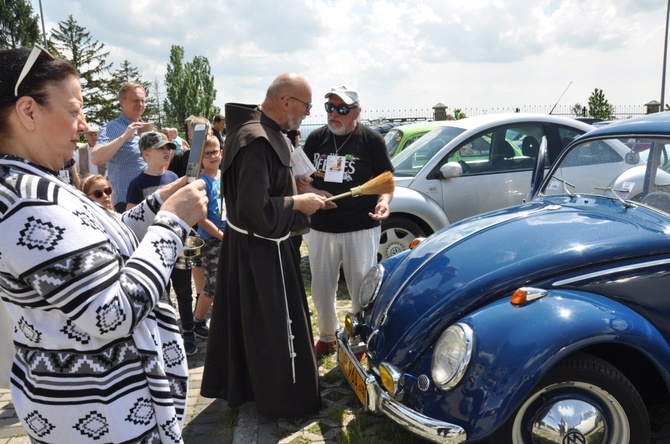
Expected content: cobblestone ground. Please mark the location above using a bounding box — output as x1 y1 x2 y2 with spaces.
3 251 670 443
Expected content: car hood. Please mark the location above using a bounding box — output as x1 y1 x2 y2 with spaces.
368 196 670 364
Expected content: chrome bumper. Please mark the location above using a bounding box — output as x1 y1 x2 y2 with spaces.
336 330 467 444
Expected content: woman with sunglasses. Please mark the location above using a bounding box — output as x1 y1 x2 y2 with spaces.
0 46 207 443
81 174 116 212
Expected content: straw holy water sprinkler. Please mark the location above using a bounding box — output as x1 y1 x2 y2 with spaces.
324 171 395 202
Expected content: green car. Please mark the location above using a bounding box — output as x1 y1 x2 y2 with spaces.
384 121 452 158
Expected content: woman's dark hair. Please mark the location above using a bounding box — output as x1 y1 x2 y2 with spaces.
0 47 78 139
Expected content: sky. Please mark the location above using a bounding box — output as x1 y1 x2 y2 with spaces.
31 0 670 120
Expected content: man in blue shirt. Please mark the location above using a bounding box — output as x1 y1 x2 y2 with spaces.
92 82 148 212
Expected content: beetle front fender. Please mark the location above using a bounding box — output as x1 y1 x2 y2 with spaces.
389 186 450 233
458 289 670 439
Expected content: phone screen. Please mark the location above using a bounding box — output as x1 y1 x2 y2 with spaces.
186 123 207 181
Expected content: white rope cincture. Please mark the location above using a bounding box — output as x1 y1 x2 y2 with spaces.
226 219 297 383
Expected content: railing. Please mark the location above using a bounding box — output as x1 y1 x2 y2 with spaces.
299 104 650 138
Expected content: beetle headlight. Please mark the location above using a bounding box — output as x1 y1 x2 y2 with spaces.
431 323 474 391
359 264 384 309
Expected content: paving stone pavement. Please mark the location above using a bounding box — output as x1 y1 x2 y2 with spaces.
0 273 404 444
0 336 396 444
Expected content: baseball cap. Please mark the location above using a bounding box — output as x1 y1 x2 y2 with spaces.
85 124 100 133
325 85 359 105
139 131 176 151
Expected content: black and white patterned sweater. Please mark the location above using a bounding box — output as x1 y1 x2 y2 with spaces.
0 155 190 443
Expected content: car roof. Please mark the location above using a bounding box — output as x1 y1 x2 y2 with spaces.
426 113 594 132
573 111 670 140
390 120 452 133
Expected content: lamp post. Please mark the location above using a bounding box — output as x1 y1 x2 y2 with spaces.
38 0 47 47
661 0 670 110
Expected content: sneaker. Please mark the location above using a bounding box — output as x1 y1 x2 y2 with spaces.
194 320 209 339
315 340 337 357
182 330 197 357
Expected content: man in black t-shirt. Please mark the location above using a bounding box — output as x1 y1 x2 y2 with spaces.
298 85 393 357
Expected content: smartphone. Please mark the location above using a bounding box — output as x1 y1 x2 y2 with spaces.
138 122 155 134
185 123 207 181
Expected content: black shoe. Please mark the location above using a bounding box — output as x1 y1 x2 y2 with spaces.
182 330 197 356
194 320 209 339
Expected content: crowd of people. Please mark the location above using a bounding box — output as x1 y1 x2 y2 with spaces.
0 45 393 442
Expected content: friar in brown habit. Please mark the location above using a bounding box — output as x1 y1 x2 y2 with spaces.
201 73 326 419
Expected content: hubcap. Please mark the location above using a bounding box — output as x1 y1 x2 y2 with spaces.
512 381 630 443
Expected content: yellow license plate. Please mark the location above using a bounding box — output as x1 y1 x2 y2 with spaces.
338 346 367 406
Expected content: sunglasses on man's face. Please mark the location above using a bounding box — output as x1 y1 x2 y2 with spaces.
324 102 358 116
14 44 53 97
90 187 113 199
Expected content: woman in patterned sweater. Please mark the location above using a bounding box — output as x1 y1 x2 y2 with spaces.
0 46 207 443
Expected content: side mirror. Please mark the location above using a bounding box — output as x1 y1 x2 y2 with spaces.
625 151 640 164
439 162 464 179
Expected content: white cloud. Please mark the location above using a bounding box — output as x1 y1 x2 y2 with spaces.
32 0 669 118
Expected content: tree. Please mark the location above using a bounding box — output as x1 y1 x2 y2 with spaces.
453 108 467 120
587 88 613 120
49 15 112 126
164 45 219 133
149 79 167 129
570 103 585 117
186 55 219 121
164 45 190 133
0 0 40 49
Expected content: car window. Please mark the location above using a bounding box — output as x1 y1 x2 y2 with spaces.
384 129 402 157
558 126 585 150
445 124 544 174
543 137 650 198
404 134 424 150
558 140 624 167
392 126 466 177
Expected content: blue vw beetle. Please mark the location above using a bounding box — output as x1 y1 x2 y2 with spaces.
338 112 670 443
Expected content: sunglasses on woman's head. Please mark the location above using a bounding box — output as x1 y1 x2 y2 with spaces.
90 187 112 199
324 102 358 116
14 44 53 97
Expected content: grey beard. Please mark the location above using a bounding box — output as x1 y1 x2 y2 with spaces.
328 123 348 136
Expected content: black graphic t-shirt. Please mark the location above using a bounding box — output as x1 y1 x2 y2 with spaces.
303 124 393 233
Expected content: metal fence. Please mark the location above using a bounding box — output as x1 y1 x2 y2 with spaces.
299 104 650 138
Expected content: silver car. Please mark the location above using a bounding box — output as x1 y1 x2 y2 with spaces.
380 113 594 261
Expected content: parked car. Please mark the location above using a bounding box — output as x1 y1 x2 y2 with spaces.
384 120 452 158
379 113 594 261
338 111 670 443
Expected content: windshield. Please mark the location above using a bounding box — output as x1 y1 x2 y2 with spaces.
392 126 466 177
384 129 402 156
542 136 670 205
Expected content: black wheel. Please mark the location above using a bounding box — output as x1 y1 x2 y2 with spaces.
491 353 649 443
378 216 426 262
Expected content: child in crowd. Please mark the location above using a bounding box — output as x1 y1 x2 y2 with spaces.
125 131 198 356
125 131 178 211
191 135 226 338
82 174 116 213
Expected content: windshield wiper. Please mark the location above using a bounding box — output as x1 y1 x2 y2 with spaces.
551 176 576 198
593 186 633 208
